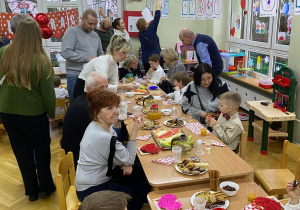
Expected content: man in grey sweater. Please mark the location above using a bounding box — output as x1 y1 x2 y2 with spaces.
62 9 104 100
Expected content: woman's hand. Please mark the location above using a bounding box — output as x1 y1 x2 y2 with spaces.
200 111 207 119
121 165 133 176
132 116 144 130
287 180 300 205
99 7 106 17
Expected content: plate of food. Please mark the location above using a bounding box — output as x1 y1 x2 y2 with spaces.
164 119 186 127
191 190 229 209
175 157 208 175
151 128 188 149
132 89 149 95
142 121 161 130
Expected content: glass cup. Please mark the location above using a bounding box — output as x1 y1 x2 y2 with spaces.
132 105 143 121
193 197 206 210
172 146 182 163
200 127 207 136
204 139 212 151
247 183 258 202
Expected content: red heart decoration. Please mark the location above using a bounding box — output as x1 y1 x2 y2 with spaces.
241 0 246 9
41 26 53 39
230 27 236 37
54 31 62 38
244 10 248 15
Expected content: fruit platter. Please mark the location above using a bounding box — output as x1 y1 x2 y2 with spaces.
151 128 193 149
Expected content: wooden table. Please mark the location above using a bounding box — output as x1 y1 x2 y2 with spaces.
124 88 253 190
246 100 296 155
147 177 268 209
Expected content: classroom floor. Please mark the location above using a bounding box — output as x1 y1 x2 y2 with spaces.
0 111 296 210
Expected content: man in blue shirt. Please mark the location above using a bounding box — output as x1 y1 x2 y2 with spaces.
179 28 223 76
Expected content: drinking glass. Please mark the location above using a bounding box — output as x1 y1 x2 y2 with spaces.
132 105 143 121
200 127 207 136
247 183 258 202
193 197 206 210
172 146 182 163
204 139 212 151
171 107 177 122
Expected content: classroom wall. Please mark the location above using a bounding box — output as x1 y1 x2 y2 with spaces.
124 0 228 56
287 14 300 144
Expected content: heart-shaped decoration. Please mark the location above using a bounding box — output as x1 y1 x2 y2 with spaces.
158 194 182 210
244 10 248 15
54 31 62 38
240 0 246 9
230 27 236 37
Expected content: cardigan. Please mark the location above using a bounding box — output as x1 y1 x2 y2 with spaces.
0 47 56 118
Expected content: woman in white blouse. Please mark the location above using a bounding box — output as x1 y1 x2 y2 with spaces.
112 18 130 43
73 35 137 99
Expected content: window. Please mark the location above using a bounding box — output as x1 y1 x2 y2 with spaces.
228 0 292 78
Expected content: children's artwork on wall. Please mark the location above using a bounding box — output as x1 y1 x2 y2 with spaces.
146 0 151 9
295 0 300 15
255 20 267 34
182 0 189 19
248 58 254 67
213 0 223 18
260 0 276 17
205 0 213 18
253 1 259 16
236 14 241 29
196 0 205 19
189 0 196 19
278 32 286 41
162 0 169 18
264 56 269 64
123 11 144 37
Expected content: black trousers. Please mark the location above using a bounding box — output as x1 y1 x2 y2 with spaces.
73 78 85 100
0 112 54 196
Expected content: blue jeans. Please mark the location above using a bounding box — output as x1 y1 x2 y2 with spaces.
67 74 78 101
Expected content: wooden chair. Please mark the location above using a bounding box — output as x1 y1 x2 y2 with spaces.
0 123 6 143
55 98 67 122
239 131 247 160
55 149 80 210
254 140 300 199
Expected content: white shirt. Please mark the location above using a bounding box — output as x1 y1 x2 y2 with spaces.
285 199 300 210
54 87 69 116
147 65 165 85
78 54 118 93
168 82 191 104
114 29 130 43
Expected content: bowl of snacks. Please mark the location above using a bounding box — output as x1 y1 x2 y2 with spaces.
126 92 135 97
161 109 172 116
219 181 239 196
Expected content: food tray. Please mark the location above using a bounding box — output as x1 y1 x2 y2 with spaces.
151 128 187 150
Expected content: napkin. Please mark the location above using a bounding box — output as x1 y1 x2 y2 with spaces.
136 134 152 141
154 96 162 100
185 122 211 135
125 100 131 104
162 100 175 105
202 140 225 147
158 194 182 210
243 203 261 210
152 157 174 166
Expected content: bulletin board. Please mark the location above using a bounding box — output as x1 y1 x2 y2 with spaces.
123 10 143 37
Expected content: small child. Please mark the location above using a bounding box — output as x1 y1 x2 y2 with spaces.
205 91 244 153
54 75 69 116
161 71 191 104
143 53 165 84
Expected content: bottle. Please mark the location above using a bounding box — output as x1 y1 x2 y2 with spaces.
171 107 177 122
194 140 204 157
134 75 138 83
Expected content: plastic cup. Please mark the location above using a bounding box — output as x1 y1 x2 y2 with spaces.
172 146 182 163
247 183 258 202
204 139 212 151
193 197 206 210
200 127 207 136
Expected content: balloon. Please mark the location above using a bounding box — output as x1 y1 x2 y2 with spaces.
41 26 53 39
35 13 49 26
283 3 289 16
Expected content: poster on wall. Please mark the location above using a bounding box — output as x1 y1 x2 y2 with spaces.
162 0 169 18
295 0 300 15
204 0 213 19
259 0 276 17
213 0 223 19
123 11 143 37
189 0 196 19
196 0 205 19
182 0 189 19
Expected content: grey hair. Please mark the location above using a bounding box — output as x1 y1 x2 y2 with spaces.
11 13 31 34
84 72 107 91
122 55 137 70
182 30 195 37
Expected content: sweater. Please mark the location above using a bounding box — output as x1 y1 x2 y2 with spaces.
138 10 161 64
0 47 56 118
78 54 118 93
166 60 186 86
94 28 114 53
212 112 244 151
61 25 104 75
75 121 136 191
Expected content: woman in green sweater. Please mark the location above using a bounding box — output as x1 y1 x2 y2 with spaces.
0 18 56 201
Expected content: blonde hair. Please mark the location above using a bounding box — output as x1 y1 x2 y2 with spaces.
161 48 178 63
0 18 52 90
107 35 132 56
219 91 241 110
122 55 137 71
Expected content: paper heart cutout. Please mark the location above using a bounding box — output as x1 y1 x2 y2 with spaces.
158 194 182 210
230 27 236 37
244 10 248 15
240 0 246 9
54 31 62 38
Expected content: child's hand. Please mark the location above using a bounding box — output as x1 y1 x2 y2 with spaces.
148 67 154 74
287 180 300 201
174 86 180 91
200 111 207 119
160 92 168 99
209 118 218 128
146 78 151 83
205 115 211 125
142 76 147 80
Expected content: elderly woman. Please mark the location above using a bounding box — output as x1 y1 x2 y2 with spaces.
136 0 162 73
113 18 130 43
160 48 186 86
0 18 55 201
119 55 142 80
73 35 138 99
181 63 229 123
75 89 151 210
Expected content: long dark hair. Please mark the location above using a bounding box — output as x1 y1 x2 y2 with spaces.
193 63 220 100
112 18 121 29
